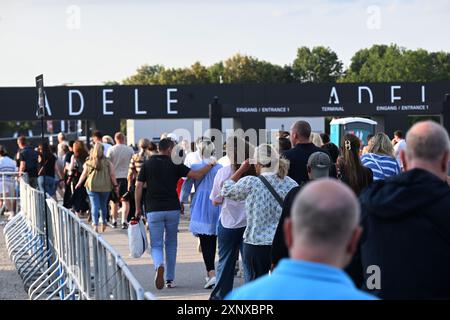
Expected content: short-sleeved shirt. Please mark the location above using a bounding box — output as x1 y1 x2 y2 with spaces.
19 146 39 177
138 155 190 212
106 143 134 179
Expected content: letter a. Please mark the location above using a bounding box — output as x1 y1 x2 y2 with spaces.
366 265 381 290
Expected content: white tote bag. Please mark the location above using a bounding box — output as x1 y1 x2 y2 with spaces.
128 218 148 258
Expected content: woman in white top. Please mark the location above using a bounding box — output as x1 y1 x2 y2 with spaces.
209 136 255 300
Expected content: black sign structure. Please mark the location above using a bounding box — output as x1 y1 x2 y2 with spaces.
0 82 449 121
1 82 450 138
35 74 45 118
34 74 50 252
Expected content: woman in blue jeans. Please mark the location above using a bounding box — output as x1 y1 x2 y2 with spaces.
209 136 255 300
37 142 57 198
76 143 118 233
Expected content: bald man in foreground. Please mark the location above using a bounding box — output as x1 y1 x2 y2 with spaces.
226 179 377 300
354 121 450 299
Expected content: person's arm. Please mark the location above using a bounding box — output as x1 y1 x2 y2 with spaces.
180 177 194 204
220 175 253 202
135 181 144 217
108 160 119 193
186 158 216 180
68 155 76 173
75 164 89 189
19 161 26 176
127 158 136 191
210 170 224 206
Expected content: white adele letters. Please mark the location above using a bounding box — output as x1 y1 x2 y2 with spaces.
167 88 179 114
103 89 114 115
328 87 340 104
64 88 180 116
358 86 374 104
68 90 84 116
391 85 401 103
134 89 147 115
327 85 427 105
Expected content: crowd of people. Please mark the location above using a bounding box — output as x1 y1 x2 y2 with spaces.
1 119 449 300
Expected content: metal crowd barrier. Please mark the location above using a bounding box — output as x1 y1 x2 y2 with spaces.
3 178 155 300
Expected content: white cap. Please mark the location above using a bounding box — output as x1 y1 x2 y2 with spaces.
167 133 178 143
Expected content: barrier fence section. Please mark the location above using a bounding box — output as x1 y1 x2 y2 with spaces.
0 171 21 215
3 178 154 300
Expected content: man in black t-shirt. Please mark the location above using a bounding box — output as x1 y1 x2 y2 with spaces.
135 138 216 290
17 136 38 189
283 121 333 185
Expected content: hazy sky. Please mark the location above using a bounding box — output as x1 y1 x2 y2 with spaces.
1 0 449 86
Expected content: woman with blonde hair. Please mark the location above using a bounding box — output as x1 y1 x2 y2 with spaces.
180 139 222 289
361 132 401 181
75 143 118 232
221 143 297 282
310 132 323 147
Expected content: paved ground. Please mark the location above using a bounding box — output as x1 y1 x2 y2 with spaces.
0 205 244 300
0 216 29 300
101 211 245 300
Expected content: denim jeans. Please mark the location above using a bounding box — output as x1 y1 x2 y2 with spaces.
242 243 272 282
38 176 56 196
86 190 110 226
146 210 180 281
210 220 247 300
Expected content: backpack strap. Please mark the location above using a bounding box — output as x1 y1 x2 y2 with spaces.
258 175 284 207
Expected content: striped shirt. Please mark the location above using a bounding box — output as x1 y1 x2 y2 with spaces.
361 153 401 181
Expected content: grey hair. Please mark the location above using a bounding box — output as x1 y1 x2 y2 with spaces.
405 121 450 162
291 179 360 247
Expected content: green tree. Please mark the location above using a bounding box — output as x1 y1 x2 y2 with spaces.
292 46 343 83
123 64 166 85
219 54 291 84
343 44 450 82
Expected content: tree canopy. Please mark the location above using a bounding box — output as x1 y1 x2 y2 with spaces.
117 45 450 85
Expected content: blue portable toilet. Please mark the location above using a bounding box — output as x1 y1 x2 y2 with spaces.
330 117 377 147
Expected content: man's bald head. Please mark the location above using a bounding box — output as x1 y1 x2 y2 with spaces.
405 121 450 163
291 121 311 139
114 132 125 144
291 179 360 248
290 121 312 145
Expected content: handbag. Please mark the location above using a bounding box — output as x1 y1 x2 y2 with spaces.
85 160 113 193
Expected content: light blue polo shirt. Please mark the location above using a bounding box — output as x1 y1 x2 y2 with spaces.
226 259 377 300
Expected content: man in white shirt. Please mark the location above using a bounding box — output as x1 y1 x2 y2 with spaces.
393 130 407 170
107 132 135 229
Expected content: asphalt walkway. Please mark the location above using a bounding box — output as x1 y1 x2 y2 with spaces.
101 212 245 300
0 216 29 300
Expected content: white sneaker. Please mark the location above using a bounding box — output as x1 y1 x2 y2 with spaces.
204 276 216 289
